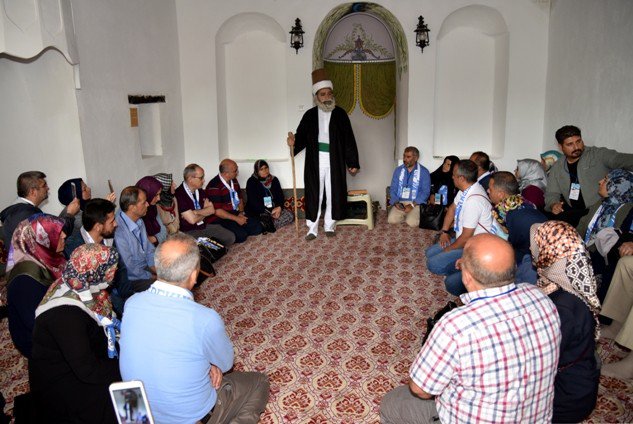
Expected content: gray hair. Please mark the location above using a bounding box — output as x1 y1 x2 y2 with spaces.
183 163 202 181
155 233 200 283
461 244 516 288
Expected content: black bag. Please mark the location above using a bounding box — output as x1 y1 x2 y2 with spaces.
419 204 447 231
421 301 458 347
196 237 227 285
259 212 276 234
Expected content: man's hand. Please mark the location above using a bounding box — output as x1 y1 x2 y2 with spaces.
395 203 405 211
348 167 358 176
551 202 564 215
439 232 451 249
106 192 116 204
209 365 223 390
66 198 81 216
619 242 633 257
404 204 414 214
287 132 295 147
203 198 215 216
235 213 248 226
271 206 282 219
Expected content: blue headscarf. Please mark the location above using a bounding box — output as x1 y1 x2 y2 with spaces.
585 169 633 243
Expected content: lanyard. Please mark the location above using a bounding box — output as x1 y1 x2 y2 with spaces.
454 186 473 233
183 183 201 210
469 286 517 304
219 175 239 210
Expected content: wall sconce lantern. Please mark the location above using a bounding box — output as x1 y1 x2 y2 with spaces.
414 16 430 52
290 18 304 54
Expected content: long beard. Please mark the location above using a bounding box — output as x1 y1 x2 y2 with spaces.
315 96 336 112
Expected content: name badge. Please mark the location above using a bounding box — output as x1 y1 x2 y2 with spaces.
263 196 273 208
569 183 581 201
434 193 441 204
401 187 411 199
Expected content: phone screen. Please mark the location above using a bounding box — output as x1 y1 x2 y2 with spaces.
70 182 77 199
111 386 152 424
108 179 114 193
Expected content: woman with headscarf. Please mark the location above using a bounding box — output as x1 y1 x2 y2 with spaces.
135 176 167 245
153 172 180 235
428 155 460 205
577 169 633 248
530 221 600 423
515 158 547 209
245 160 294 232
29 244 121 423
58 178 116 233
5 214 68 357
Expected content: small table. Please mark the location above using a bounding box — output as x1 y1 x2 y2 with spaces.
337 190 374 230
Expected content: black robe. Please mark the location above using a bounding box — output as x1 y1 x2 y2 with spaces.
293 106 360 221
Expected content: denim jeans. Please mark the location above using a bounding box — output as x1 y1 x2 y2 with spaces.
426 241 466 295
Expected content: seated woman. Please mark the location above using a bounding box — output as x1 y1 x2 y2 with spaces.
245 160 294 231
29 244 121 423
136 176 167 245
58 178 116 233
6 214 67 357
577 169 633 247
153 173 180 235
530 221 600 423
515 158 547 209
428 155 459 205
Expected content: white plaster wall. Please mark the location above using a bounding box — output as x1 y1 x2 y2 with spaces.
71 0 185 197
543 0 633 154
0 49 85 214
176 0 550 186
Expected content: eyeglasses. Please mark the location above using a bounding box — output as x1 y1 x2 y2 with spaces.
192 175 205 180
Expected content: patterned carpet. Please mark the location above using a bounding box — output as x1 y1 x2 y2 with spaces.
1 211 633 422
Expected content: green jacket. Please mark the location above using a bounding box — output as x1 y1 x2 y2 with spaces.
544 146 633 212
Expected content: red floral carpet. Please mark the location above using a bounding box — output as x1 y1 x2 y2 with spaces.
1 211 632 422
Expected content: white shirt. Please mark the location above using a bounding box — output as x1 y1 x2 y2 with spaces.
453 183 493 238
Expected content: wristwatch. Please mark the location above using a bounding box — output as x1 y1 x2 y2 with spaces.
441 229 450 234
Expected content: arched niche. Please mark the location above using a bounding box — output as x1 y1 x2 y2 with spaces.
433 5 509 159
216 13 288 161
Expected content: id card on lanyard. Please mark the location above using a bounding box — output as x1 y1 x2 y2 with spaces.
219 176 240 210
569 183 581 201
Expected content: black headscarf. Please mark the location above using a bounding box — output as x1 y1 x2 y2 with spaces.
58 178 88 211
430 156 460 204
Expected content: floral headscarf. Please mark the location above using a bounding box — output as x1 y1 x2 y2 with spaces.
36 244 120 357
585 169 633 244
516 159 547 191
530 221 601 339
6 214 67 281
492 195 535 234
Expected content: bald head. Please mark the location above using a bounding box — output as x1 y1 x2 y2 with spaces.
461 234 516 289
219 159 237 175
155 233 200 285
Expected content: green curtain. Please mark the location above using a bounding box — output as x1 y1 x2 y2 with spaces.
359 62 396 119
324 61 355 114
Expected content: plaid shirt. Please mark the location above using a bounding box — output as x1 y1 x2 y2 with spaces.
205 175 242 223
410 283 561 424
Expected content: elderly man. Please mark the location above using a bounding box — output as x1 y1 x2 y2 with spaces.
426 160 493 295
388 147 431 227
205 159 262 243
174 163 235 247
381 234 561 424
287 68 360 240
545 125 633 226
488 171 547 283
120 233 269 424
1 171 79 246
470 151 493 191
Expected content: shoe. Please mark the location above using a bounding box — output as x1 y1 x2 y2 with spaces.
305 233 317 241
325 231 336 237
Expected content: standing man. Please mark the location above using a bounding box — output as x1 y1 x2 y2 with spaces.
120 234 269 423
381 235 561 424
287 68 360 240
205 159 262 243
545 125 633 226
174 164 236 247
388 147 431 227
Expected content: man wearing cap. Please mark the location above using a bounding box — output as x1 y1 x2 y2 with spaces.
287 68 360 240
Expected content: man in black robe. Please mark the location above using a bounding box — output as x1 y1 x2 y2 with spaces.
287 69 360 240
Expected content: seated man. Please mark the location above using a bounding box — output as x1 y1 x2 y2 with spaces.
545 125 633 226
381 234 561 424
470 151 493 191
426 160 493 295
114 187 156 295
120 233 270 423
64 198 117 256
388 147 431 227
1 171 79 246
206 159 263 243
174 163 235 247
487 171 547 283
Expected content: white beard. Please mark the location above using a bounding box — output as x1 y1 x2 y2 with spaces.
315 96 336 113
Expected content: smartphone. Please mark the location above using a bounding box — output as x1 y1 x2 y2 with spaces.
70 182 77 199
109 381 155 424
108 179 114 193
